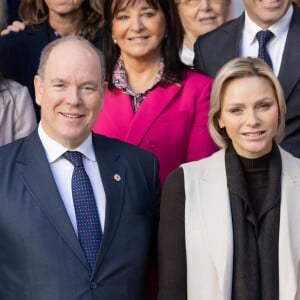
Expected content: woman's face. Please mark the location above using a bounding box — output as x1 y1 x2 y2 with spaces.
45 0 85 15
218 76 279 159
111 0 166 62
177 0 230 39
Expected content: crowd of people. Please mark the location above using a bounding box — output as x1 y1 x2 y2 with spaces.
1 0 300 299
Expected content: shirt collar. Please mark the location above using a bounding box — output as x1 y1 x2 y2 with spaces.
244 4 293 46
38 122 96 163
112 56 165 96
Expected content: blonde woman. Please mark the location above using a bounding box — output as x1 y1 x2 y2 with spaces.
159 57 300 300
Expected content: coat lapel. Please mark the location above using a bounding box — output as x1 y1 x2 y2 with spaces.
125 83 182 145
92 134 126 271
199 151 233 300
98 84 181 146
98 89 135 139
16 131 89 269
278 5 300 101
278 148 300 300
222 14 244 59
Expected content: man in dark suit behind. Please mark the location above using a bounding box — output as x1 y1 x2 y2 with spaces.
0 36 161 299
194 0 300 157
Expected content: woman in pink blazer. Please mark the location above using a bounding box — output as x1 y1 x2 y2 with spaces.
93 1 218 298
93 0 218 184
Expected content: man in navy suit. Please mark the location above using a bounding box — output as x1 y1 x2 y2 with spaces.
0 36 160 299
194 0 300 157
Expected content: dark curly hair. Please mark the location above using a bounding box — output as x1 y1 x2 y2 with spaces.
101 0 188 90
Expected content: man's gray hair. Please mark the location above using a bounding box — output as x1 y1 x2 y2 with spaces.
37 36 106 87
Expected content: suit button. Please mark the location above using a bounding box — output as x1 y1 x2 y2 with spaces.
90 282 97 289
148 140 156 149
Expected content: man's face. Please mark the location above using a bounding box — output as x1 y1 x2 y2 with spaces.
34 40 105 149
243 0 292 29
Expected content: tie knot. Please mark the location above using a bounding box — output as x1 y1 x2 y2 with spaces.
63 151 83 167
256 30 273 46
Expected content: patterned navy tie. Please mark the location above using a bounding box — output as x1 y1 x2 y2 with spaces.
256 30 273 69
63 151 102 269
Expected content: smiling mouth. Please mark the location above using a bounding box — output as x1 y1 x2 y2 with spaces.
128 36 149 41
199 16 216 22
61 113 83 119
260 0 278 2
243 131 265 137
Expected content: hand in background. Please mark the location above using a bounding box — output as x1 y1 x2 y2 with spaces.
1 21 25 36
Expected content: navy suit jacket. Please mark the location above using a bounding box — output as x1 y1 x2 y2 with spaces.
194 4 300 158
0 131 160 300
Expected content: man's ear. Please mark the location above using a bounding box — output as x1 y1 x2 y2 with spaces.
34 75 43 106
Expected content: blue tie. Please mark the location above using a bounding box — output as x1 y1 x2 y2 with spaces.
256 30 273 69
63 151 102 269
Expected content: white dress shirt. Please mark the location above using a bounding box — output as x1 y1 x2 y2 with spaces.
180 44 195 66
38 123 106 235
240 5 293 76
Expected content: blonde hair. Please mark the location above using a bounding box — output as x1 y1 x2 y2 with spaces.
208 57 286 148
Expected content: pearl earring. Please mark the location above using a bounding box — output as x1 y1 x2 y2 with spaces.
112 35 117 44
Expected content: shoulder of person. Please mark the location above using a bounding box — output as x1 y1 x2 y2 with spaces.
195 14 244 46
0 136 27 164
181 149 224 173
279 146 300 170
183 70 212 83
4 78 27 91
93 133 158 162
1 79 31 101
0 22 47 42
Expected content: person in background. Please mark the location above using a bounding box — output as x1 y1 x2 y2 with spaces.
6 0 21 24
0 1 4 30
0 35 160 300
0 0 103 119
194 0 300 158
93 0 218 185
158 57 300 300
0 74 36 146
93 1 218 298
175 0 231 66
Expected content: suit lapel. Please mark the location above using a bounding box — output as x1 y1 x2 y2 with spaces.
199 151 233 299
92 134 126 270
222 15 244 58
16 131 89 269
278 5 300 101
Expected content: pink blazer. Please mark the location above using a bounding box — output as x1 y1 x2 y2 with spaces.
93 71 218 183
